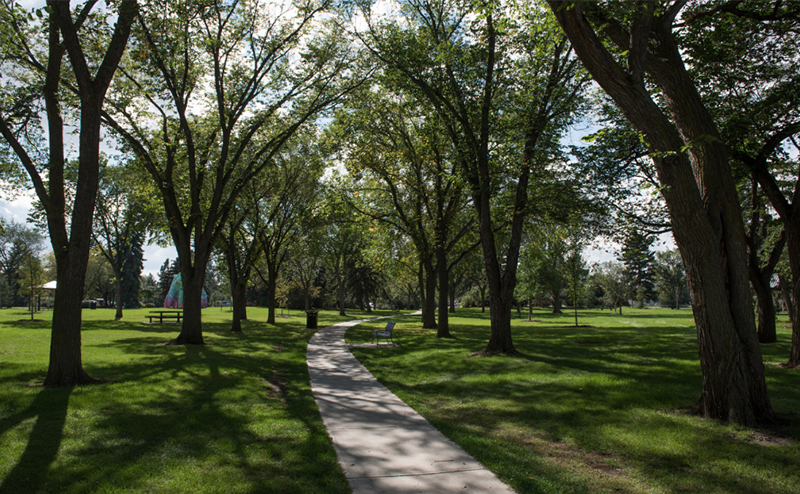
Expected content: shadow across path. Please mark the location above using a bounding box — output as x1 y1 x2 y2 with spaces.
307 316 513 493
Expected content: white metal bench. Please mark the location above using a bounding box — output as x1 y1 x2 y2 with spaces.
371 321 396 345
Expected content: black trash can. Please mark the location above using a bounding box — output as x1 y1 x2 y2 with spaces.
305 309 319 329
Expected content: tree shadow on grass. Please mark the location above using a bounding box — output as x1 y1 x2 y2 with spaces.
1 314 352 493
350 314 800 493
0 387 71 494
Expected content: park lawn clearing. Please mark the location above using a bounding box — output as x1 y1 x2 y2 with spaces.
347 307 800 494
0 307 376 494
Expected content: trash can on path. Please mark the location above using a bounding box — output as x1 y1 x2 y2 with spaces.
305 309 319 329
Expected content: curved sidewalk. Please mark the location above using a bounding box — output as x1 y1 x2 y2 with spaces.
307 317 514 493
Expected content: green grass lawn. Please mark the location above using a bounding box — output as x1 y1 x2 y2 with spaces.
347 307 800 494
0 306 396 494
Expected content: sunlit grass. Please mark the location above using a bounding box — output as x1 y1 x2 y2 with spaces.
0 306 382 494
347 307 800 494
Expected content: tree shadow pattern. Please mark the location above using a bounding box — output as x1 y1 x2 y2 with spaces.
0 317 350 494
349 309 800 494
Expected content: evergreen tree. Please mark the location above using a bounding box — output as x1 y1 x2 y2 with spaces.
139 274 158 307
618 231 656 308
654 249 688 310
121 235 144 308
157 259 180 307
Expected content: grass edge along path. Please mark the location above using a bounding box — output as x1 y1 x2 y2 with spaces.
0 307 396 494
346 307 800 494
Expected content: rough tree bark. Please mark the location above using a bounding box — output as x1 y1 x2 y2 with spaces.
742 133 800 366
745 183 785 344
47 0 137 384
552 290 563 314
223 230 254 333
0 0 137 385
113 264 124 320
783 222 800 367
172 246 210 345
422 262 437 329
778 275 794 323
548 1 772 424
436 246 451 337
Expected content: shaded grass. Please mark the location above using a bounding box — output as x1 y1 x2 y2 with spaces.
0 307 382 494
347 307 800 494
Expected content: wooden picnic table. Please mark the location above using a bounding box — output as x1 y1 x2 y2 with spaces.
146 310 183 323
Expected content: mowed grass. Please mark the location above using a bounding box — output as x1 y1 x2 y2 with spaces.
0 306 390 494
347 307 800 494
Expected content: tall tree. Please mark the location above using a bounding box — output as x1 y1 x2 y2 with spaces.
743 175 786 343
547 0 772 424
618 230 655 308
564 242 588 327
359 0 587 354
654 249 687 310
595 261 627 314
19 250 45 318
0 0 138 385
156 259 180 306
679 1 800 365
336 89 475 337
93 163 148 318
139 273 157 306
0 221 43 306
218 199 262 333
120 234 144 309
286 246 322 311
253 135 324 324
319 176 369 316
104 0 361 344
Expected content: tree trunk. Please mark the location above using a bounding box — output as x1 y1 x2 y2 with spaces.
474 145 525 355
784 223 800 368
173 266 205 345
552 290 562 314
267 275 277 324
436 249 451 338
45 92 102 385
779 275 793 323
418 261 425 316
45 254 94 386
231 278 247 333
114 262 123 321
750 267 777 344
337 265 346 316
449 283 456 313
34 0 136 388
422 263 437 329
223 232 250 332
483 284 515 354
549 2 773 425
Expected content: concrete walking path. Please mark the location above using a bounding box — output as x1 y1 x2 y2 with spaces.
307 317 514 493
